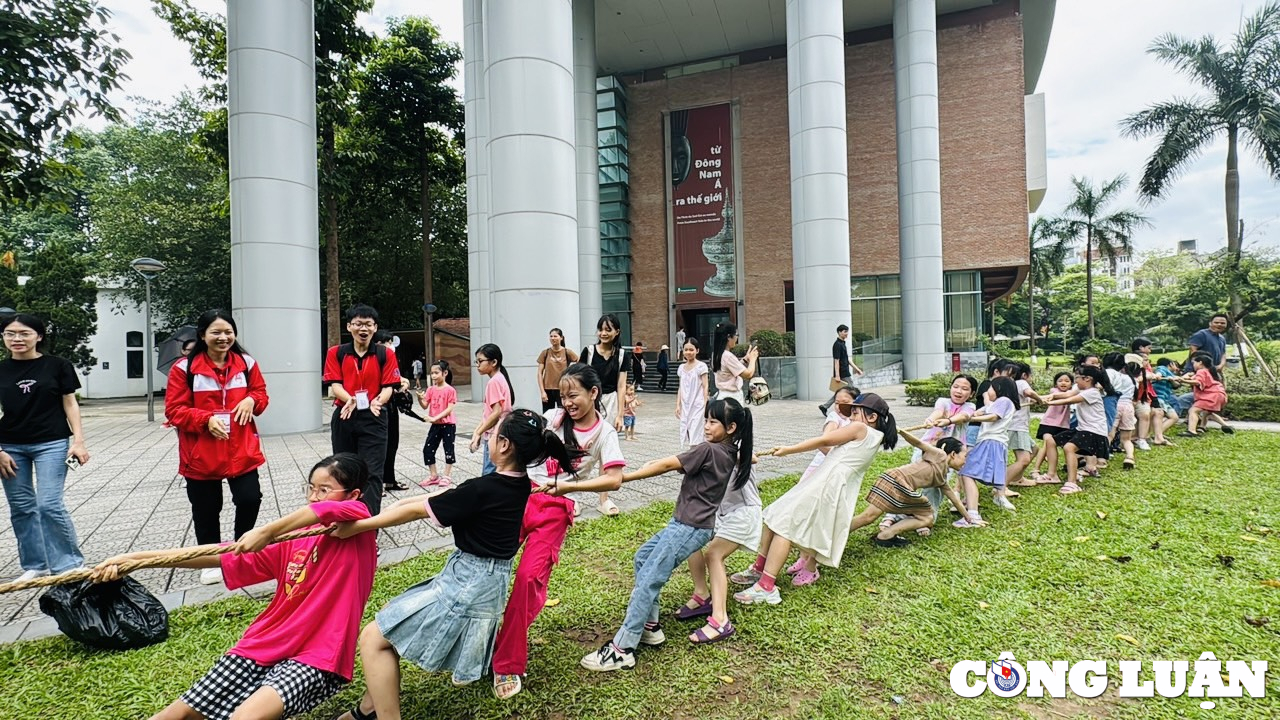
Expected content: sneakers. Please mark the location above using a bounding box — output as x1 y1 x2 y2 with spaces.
581 642 636 672
994 495 1016 512
12 568 49 583
733 584 782 605
817 403 829 417
200 567 224 586
1134 439 1151 451
729 567 762 585
384 479 410 492
640 623 666 646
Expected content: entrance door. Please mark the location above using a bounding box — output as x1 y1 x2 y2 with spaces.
682 307 732 361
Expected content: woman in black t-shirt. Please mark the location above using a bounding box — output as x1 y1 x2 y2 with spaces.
332 409 576 718
0 314 89 581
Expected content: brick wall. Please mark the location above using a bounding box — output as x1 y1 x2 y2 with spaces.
626 11 1029 348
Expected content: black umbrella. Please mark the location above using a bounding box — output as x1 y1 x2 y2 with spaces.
157 325 198 375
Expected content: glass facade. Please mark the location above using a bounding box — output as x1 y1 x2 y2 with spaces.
849 271 983 358
597 76 632 340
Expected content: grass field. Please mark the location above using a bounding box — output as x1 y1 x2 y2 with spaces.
2 429 1278 719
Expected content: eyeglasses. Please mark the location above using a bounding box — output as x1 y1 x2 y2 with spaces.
475 358 493 366
348 321 376 329
305 483 349 500
2 331 35 340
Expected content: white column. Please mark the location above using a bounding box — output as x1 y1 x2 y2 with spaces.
787 0 852 401
227 0 321 434
573 0 601 351
464 0 492 400
485 0 580 407
894 0 947 379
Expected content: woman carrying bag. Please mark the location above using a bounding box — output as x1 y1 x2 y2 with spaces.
165 309 269 585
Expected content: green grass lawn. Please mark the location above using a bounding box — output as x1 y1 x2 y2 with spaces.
2 431 1279 719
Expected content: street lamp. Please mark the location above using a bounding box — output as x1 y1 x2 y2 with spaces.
422 302 437 367
131 257 167 421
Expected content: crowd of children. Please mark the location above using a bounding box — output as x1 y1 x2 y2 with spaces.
87 338 1238 719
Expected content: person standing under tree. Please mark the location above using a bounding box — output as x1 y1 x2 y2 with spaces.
323 304 401 515
537 328 578 412
819 324 863 416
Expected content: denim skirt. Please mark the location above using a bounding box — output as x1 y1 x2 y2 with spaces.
376 550 513 684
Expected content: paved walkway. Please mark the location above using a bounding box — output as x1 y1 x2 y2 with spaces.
0 387 933 642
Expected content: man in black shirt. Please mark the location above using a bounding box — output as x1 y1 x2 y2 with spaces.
818 324 863 416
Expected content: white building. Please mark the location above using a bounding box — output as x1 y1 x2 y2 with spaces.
78 280 168 400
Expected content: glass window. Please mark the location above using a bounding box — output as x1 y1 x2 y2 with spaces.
599 183 629 204
127 350 144 379
943 271 982 352
126 331 143 348
783 281 795 333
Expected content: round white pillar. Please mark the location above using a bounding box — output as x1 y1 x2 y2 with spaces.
227 0 321 434
464 0 492 400
894 0 947 380
573 0 601 352
485 0 580 407
787 0 852 401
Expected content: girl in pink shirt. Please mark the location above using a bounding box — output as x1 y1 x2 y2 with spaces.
417 360 458 488
470 343 513 476
91 454 378 720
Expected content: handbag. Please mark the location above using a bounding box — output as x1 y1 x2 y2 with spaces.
828 377 847 392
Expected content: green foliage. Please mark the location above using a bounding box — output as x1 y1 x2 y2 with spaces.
781 331 796 355
1223 395 1280 422
12 240 98 369
747 329 789 357
1223 369 1279 397
904 378 948 406
0 0 130 205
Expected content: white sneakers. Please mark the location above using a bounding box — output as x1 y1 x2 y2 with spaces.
13 569 50 583
1135 439 1152 451
200 567 224 586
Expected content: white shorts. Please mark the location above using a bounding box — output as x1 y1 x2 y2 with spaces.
714 504 762 551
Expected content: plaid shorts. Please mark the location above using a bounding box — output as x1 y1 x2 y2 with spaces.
181 654 345 720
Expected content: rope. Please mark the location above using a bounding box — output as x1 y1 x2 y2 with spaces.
756 423 933 457
0 525 333 595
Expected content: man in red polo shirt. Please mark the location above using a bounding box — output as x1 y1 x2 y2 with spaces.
323 304 401 513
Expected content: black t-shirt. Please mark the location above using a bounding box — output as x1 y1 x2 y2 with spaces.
582 345 633 394
0 354 80 444
832 339 851 378
427 472 531 559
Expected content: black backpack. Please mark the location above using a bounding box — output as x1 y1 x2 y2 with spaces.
185 351 248 392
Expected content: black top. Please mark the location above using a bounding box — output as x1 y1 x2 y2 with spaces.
582 345 633 395
832 339 851 378
427 472 531 559
0 354 80 445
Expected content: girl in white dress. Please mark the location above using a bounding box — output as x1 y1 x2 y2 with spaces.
731 393 898 606
675 338 709 449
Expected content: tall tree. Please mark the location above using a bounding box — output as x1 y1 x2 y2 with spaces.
0 0 130 205
356 17 463 346
1120 1 1280 346
1026 216 1071 356
1048 176 1149 338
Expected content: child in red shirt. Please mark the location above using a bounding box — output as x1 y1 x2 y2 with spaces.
92 454 378 720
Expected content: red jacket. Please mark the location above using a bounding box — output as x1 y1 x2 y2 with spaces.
165 351 269 481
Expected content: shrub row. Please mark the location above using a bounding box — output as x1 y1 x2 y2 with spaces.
1223 395 1280 423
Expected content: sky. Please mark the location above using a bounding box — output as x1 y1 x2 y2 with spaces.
97 0 1278 255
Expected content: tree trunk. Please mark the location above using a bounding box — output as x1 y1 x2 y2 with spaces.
1225 126 1247 372
322 125 341 348
1086 224 1096 339
421 158 435 366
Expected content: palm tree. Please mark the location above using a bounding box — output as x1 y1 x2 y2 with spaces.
1026 216 1071 356
1049 176 1149 339
1120 1 1280 341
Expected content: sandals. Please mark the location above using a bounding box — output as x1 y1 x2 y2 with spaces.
785 557 808 575
1004 489 1021 498
1059 482 1083 495
598 498 621 516
689 617 736 644
1082 468 1100 478
1222 426 1235 434
792 568 821 586
952 517 983 529
1035 474 1062 485
493 674 522 700
349 704 377 720
675 594 712 620
1122 459 1135 471
1008 478 1038 487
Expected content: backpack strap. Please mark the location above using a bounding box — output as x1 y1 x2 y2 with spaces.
336 343 384 374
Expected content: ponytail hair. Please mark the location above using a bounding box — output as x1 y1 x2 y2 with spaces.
433 359 453 386
706 397 754 490
989 376 1021 409
477 342 514 405
1075 365 1114 395
875 410 898 450
498 408 576 474
310 452 369 492
556 363 602 463
1192 352 1222 381
936 437 964 455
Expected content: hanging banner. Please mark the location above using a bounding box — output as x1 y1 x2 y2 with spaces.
669 104 736 303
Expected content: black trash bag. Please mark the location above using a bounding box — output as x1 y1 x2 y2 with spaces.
38 577 169 650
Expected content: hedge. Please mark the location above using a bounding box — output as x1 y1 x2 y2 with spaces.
1223 394 1280 423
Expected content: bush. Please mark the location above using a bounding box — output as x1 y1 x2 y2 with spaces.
1223 369 1279 396
782 331 796 355
1223 394 1280 422
748 329 790 357
905 378 949 406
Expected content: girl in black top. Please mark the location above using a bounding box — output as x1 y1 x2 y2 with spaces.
0 314 89 580
581 313 631 516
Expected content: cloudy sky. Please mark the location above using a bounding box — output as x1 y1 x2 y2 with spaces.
99 0 1278 254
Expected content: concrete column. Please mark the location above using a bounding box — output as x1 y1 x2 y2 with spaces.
485 0 580 406
573 0 601 351
227 0 321 434
786 0 852 401
464 0 491 400
894 0 947 379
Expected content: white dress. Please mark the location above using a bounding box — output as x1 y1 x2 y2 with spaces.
677 361 708 448
761 427 883 568
799 411 854 481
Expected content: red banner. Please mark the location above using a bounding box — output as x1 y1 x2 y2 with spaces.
669 104 735 304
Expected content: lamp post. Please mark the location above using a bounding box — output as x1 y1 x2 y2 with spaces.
422 302 438 367
130 257 167 421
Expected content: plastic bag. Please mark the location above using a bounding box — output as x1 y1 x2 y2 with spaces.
38 577 169 650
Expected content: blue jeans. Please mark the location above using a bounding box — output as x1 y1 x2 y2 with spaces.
613 519 713 649
1104 395 1118 434
1177 392 1194 414
481 440 496 476
2 438 84 573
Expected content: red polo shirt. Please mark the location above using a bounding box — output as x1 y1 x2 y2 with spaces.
323 344 401 407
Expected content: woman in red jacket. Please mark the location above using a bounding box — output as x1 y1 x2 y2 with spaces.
165 309 269 585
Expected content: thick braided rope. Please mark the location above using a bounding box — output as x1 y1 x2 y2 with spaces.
0 525 333 595
755 423 929 456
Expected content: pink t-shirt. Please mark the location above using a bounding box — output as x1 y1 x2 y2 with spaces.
220 500 377 679
715 351 747 392
482 372 512 438
1042 400 1071 428
424 384 457 424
